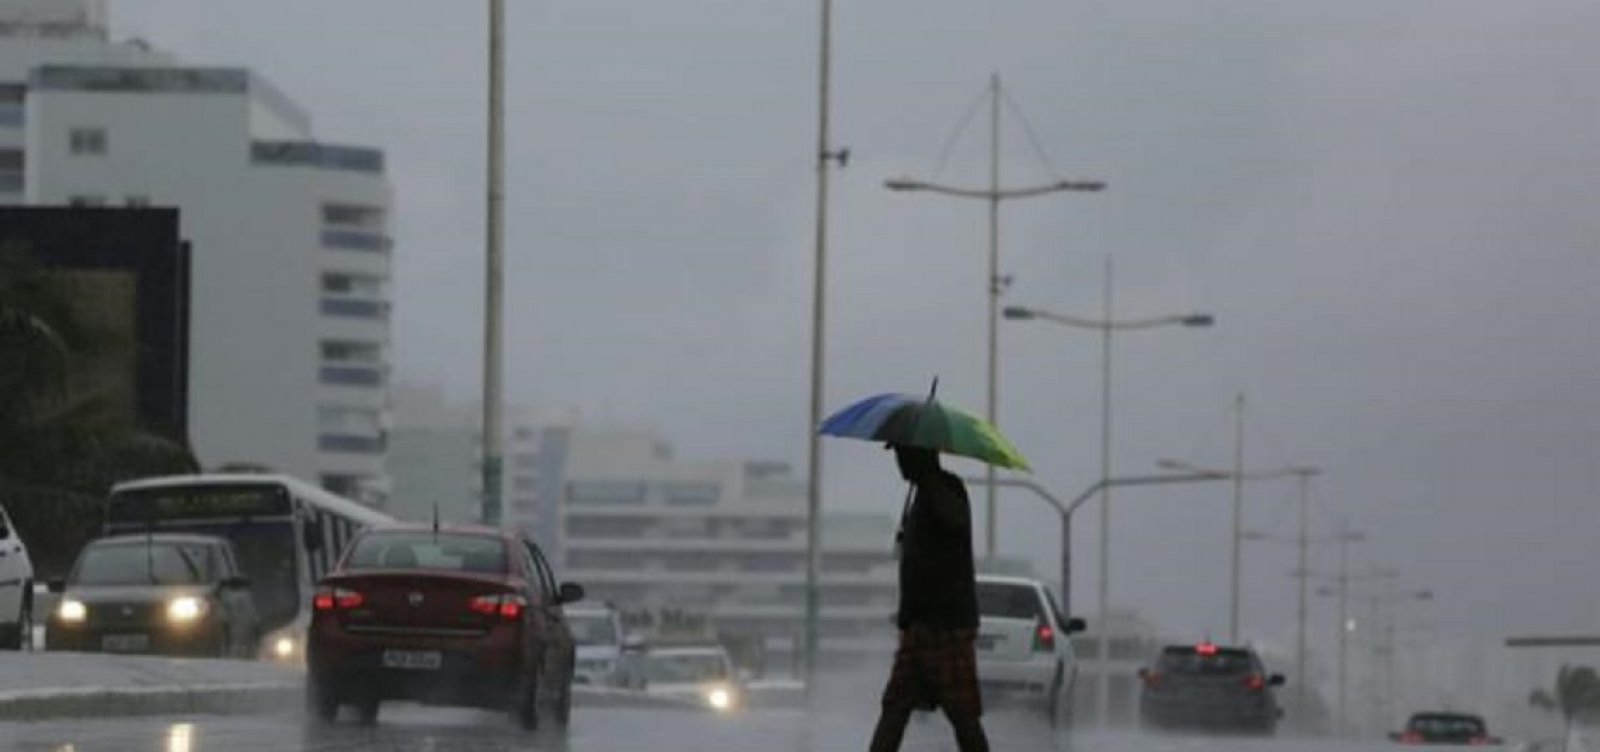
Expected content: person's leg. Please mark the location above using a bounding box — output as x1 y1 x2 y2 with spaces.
868 704 915 752
943 708 991 752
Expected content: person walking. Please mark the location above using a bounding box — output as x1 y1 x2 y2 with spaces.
868 444 989 752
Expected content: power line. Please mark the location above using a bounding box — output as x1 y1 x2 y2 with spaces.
928 84 993 182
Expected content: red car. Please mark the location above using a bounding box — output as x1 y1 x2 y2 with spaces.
306 524 583 729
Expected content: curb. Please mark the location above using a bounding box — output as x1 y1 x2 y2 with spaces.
0 681 300 721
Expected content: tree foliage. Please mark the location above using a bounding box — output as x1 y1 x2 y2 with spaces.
0 242 197 575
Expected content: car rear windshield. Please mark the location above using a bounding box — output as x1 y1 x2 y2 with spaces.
568 613 619 646
72 542 213 586
976 582 1043 620
1156 647 1257 675
345 532 508 574
646 653 729 683
1409 715 1485 736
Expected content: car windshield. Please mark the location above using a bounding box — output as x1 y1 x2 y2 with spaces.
1157 647 1256 675
1410 716 1486 736
568 613 619 646
976 582 1043 621
72 541 212 586
646 653 729 683
345 532 507 574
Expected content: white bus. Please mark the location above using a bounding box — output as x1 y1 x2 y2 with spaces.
103 474 393 661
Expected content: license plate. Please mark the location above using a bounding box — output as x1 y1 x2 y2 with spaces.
976 634 1003 651
102 633 150 653
382 650 442 670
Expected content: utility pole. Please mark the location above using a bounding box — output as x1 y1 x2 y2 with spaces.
1095 255 1114 727
1229 393 1245 642
983 72 1002 561
1294 470 1312 716
1336 518 1352 737
480 0 506 527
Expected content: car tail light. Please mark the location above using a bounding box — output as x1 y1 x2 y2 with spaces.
1196 642 1219 656
1033 622 1056 652
1243 673 1266 691
469 593 528 621
1400 731 1424 744
1469 736 1490 746
313 586 363 611
1142 671 1162 689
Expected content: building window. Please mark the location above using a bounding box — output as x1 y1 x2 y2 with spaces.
321 202 385 230
319 433 386 454
322 229 391 253
319 365 383 387
568 482 647 506
0 149 21 193
662 482 720 506
321 272 383 297
512 475 536 492
68 194 106 207
68 127 106 155
512 499 538 513
320 298 388 319
320 339 382 364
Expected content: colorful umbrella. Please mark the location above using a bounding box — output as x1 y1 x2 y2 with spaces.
819 391 1031 471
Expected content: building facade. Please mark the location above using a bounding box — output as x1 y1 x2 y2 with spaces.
0 0 394 505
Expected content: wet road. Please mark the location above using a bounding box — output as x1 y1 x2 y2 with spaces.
0 704 1402 752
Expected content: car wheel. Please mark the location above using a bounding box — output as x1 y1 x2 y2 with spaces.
354 696 380 726
511 676 540 731
0 590 26 651
1043 664 1063 727
306 675 339 723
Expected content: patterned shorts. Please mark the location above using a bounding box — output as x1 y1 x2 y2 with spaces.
880 625 983 718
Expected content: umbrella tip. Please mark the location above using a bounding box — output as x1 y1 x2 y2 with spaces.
928 375 939 398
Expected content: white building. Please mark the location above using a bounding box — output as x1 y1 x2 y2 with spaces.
0 1 394 504
559 428 899 660
387 384 572 554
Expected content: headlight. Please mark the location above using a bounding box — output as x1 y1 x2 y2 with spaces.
707 687 733 711
273 637 295 659
58 599 87 623
166 596 206 622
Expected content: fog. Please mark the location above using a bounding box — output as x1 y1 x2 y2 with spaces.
114 0 1600 643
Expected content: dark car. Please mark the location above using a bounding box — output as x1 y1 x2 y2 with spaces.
45 534 260 657
306 525 583 730
1138 642 1285 734
1391 712 1502 745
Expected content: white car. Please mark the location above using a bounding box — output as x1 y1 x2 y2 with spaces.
564 602 625 686
0 502 36 650
974 574 1085 725
639 645 744 713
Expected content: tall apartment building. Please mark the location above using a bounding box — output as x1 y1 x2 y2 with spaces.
0 0 395 505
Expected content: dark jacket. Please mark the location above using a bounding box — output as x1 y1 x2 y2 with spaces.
895 470 979 630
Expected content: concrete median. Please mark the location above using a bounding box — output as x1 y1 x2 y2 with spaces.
0 653 735 720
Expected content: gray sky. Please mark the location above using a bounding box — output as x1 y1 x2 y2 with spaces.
116 1 1600 645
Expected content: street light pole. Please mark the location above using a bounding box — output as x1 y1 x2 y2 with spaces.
1336 519 1352 737
886 82 1105 560
803 0 847 696
984 74 1002 562
1229 392 1245 642
480 0 506 527
1294 471 1312 716
1003 304 1211 726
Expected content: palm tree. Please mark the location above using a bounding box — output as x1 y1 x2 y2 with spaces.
1530 664 1600 752
0 242 197 574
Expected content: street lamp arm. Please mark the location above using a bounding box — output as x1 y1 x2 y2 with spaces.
958 471 1232 519
884 178 1107 201
1019 309 1213 331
